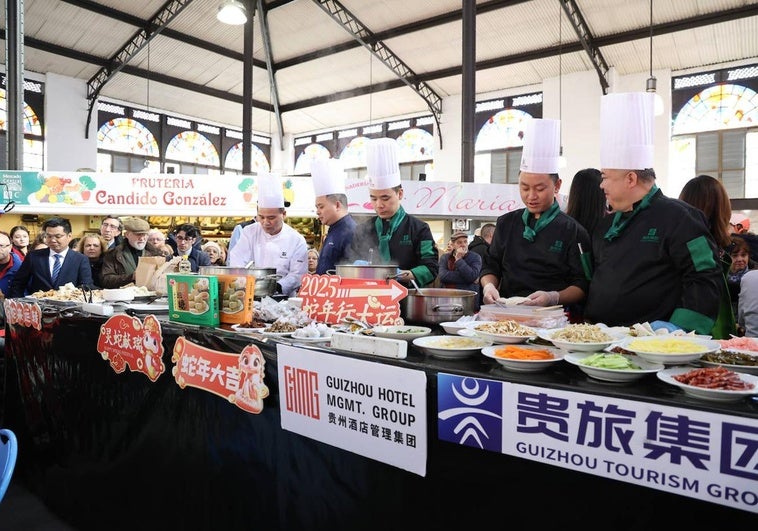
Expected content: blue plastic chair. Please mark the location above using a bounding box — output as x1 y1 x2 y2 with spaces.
0 428 18 503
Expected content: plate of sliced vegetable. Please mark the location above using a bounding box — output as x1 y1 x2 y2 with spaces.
481 344 564 372
657 366 758 402
464 320 537 344
564 352 664 383
698 350 758 375
537 324 625 352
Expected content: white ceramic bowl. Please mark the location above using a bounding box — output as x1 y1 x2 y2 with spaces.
621 336 720 365
481 344 564 372
564 352 664 383
464 320 537 344
698 350 758 375
440 321 469 335
412 335 492 360
657 367 758 402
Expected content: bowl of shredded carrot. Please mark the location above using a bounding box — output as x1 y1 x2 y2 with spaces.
481 344 565 372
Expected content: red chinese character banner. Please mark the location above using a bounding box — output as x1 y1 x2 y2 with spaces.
3 299 42 330
96 314 166 382
172 337 269 414
298 274 407 325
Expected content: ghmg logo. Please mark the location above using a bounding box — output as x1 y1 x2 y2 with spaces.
283 365 320 419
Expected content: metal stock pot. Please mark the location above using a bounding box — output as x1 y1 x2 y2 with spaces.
400 288 478 325
199 266 281 298
334 264 400 280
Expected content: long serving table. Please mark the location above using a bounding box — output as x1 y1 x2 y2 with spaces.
2 308 757 530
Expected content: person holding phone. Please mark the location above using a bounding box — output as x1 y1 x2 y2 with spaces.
438 231 482 307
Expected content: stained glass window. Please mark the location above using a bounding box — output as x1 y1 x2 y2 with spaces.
0 89 42 135
294 143 331 174
339 136 369 169
672 84 758 135
475 109 532 151
97 117 159 156
165 131 219 166
396 128 434 163
224 142 271 173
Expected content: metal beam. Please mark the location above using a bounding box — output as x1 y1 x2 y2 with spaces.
84 0 195 137
311 0 443 146
561 0 610 94
258 0 284 147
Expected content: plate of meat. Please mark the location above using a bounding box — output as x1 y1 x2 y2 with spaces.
657 366 758 402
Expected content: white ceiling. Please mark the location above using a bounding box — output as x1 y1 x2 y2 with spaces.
4 0 758 137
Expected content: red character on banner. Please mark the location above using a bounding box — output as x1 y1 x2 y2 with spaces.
233 345 269 414
142 315 164 381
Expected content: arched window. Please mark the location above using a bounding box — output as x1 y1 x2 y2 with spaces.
165 131 220 174
671 80 758 198
224 142 271 174
294 143 331 175
0 89 44 171
474 108 532 184
97 117 160 173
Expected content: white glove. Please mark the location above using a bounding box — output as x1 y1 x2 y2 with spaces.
524 290 560 306
482 284 500 304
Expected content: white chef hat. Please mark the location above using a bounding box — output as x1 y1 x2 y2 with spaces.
519 118 561 174
366 138 401 189
600 92 655 169
257 172 285 209
311 158 346 196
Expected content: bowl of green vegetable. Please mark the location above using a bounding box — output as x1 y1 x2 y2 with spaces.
372 325 432 341
564 352 664 383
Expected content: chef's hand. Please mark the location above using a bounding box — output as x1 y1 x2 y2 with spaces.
523 290 560 306
482 284 500 305
396 270 415 283
650 320 682 334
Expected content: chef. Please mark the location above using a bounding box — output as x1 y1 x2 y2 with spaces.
228 172 308 297
347 138 439 287
584 92 722 333
311 158 357 274
480 118 591 311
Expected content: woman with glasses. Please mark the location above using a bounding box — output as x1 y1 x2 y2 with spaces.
76 234 108 288
9 225 30 262
8 217 93 297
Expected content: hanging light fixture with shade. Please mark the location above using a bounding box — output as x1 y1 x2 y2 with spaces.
646 0 664 116
217 0 247 25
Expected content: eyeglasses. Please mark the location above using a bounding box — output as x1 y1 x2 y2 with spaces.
175 235 194 242
101 222 120 230
44 233 69 240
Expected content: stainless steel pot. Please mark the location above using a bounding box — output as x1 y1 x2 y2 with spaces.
334 264 399 280
199 266 281 298
400 288 478 325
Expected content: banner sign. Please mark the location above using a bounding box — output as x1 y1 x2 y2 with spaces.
279 345 427 476
0 170 527 218
172 337 269 414
437 373 758 513
3 298 42 330
96 314 166 382
298 274 407 325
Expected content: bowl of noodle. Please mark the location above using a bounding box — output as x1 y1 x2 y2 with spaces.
538 324 626 352
412 335 492 360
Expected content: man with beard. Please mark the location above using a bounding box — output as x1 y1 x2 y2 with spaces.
100 217 166 288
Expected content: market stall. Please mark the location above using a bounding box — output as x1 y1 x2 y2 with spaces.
2 301 756 530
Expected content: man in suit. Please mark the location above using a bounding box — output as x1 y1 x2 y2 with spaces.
8 216 93 297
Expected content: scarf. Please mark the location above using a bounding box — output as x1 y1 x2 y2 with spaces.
522 200 561 242
603 185 658 242
375 207 406 262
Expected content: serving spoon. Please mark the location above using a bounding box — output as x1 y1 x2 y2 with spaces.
410 278 429 296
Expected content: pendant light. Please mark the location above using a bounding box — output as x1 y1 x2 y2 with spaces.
646 0 664 116
217 0 247 25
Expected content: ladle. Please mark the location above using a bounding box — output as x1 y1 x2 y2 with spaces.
410 278 428 296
